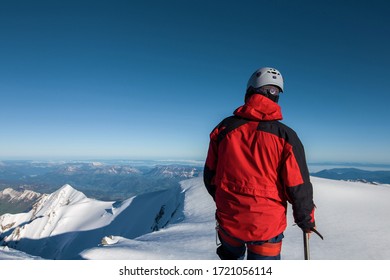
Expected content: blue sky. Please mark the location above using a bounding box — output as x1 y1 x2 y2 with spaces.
0 0 389 163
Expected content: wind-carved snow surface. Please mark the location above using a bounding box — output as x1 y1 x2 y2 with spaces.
1 176 390 260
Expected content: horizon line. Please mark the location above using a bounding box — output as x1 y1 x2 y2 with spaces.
1 158 390 167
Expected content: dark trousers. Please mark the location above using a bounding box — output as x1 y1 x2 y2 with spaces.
217 232 284 260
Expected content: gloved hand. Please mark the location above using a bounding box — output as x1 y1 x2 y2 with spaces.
303 227 324 239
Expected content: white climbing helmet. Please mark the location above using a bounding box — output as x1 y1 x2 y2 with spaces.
246 67 284 92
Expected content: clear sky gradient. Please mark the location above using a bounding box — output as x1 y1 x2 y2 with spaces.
1 0 389 163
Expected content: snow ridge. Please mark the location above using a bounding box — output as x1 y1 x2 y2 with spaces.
0 183 186 259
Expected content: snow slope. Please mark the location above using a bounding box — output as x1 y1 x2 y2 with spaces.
81 178 216 260
283 177 390 259
0 246 43 260
1 176 390 260
0 184 184 259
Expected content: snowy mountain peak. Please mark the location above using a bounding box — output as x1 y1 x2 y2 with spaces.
32 184 87 217
0 181 190 259
52 184 85 201
56 184 78 195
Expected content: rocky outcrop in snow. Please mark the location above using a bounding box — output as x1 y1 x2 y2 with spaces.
0 188 41 202
0 188 43 216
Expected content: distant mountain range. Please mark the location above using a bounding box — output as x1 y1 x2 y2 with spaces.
146 165 201 178
0 160 202 215
2 161 389 218
310 168 390 184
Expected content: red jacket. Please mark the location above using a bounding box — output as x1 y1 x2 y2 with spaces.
204 94 315 242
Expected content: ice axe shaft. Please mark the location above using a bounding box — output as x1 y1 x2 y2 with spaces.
303 228 323 260
303 232 310 260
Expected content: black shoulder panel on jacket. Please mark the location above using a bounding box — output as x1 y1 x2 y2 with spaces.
257 121 310 181
256 121 299 145
217 116 250 144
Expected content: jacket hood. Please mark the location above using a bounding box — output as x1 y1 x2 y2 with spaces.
234 94 283 121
